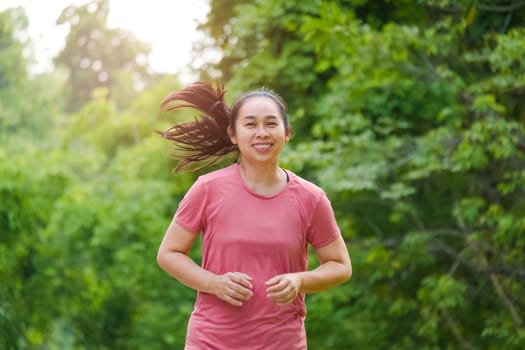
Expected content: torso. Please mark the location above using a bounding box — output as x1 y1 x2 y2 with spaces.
174 163 339 349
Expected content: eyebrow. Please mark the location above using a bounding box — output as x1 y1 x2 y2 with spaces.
241 115 279 120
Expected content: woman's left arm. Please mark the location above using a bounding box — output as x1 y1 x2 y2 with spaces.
299 235 352 293
266 236 352 304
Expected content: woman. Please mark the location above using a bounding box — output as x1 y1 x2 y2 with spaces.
156 81 352 349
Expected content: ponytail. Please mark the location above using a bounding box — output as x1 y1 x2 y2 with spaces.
158 81 238 171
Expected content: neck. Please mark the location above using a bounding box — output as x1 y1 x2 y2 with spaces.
237 160 287 196
239 160 279 182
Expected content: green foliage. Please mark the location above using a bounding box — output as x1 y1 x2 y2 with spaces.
0 8 62 140
200 0 525 348
0 7 27 91
1 11 193 345
1 74 196 348
3 0 525 348
0 144 70 349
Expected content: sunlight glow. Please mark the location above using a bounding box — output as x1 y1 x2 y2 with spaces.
0 0 209 79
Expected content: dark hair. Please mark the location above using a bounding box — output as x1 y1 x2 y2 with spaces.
158 81 288 171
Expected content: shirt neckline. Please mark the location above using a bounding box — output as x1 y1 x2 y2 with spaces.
234 163 291 200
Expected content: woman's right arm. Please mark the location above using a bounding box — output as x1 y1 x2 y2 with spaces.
156 221 253 306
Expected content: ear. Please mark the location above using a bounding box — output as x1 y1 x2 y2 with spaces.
285 124 292 143
227 126 237 144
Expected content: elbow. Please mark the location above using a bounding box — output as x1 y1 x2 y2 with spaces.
328 259 352 286
157 247 185 271
156 249 167 270
344 251 353 282
340 260 352 283
344 264 352 282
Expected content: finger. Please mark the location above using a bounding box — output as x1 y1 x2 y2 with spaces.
267 284 298 304
273 293 297 305
227 277 253 296
273 295 291 305
266 279 287 293
224 294 243 307
229 286 252 300
231 273 253 289
236 278 253 290
267 288 289 301
265 281 286 295
265 275 280 286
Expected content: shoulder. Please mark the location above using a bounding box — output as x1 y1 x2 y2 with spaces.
284 170 336 227
195 163 237 185
194 164 237 188
181 164 237 203
286 169 327 202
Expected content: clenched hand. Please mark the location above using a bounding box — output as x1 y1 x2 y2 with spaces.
211 272 253 306
265 273 302 305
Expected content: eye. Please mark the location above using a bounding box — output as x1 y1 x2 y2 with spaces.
244 122 255 127
267 122 278 127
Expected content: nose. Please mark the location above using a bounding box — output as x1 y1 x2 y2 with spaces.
255 126 270 138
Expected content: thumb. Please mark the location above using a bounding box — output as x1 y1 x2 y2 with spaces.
265 275 281 286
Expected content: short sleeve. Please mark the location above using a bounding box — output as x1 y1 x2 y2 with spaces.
173 176 208 233
306 193 341 249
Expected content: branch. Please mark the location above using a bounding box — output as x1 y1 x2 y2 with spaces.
475 245 524 326
429 242 475 267
488 271 523 326
429 240 525 277
447 243 474 276
479 1 525 12
425 228 469 239
441 309 477 350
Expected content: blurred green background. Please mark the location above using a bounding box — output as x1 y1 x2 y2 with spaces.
1 0 525 349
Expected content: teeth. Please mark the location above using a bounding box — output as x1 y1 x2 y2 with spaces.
253 144 271 149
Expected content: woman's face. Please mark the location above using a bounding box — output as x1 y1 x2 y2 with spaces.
228 96 290 165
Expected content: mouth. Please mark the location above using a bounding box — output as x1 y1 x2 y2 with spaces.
253 143 273 151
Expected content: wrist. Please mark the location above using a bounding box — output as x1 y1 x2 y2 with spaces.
204 272 220 295
295 272 305 294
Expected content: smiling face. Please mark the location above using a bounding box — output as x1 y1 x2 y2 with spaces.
228 96 291 165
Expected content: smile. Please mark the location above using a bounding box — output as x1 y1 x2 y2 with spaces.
253 143 272 150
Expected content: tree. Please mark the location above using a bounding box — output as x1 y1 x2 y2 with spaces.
55 0 152 111
197 0 525 348
0 7 60 139
42 75 204 349
3 0 524 348
1 71 198 348
194 0 333 138
0 143 73 349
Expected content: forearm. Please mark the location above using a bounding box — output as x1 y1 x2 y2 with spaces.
297 260 352 294
157 251 217 294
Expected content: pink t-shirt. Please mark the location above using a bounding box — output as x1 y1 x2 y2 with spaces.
173 163 341 349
